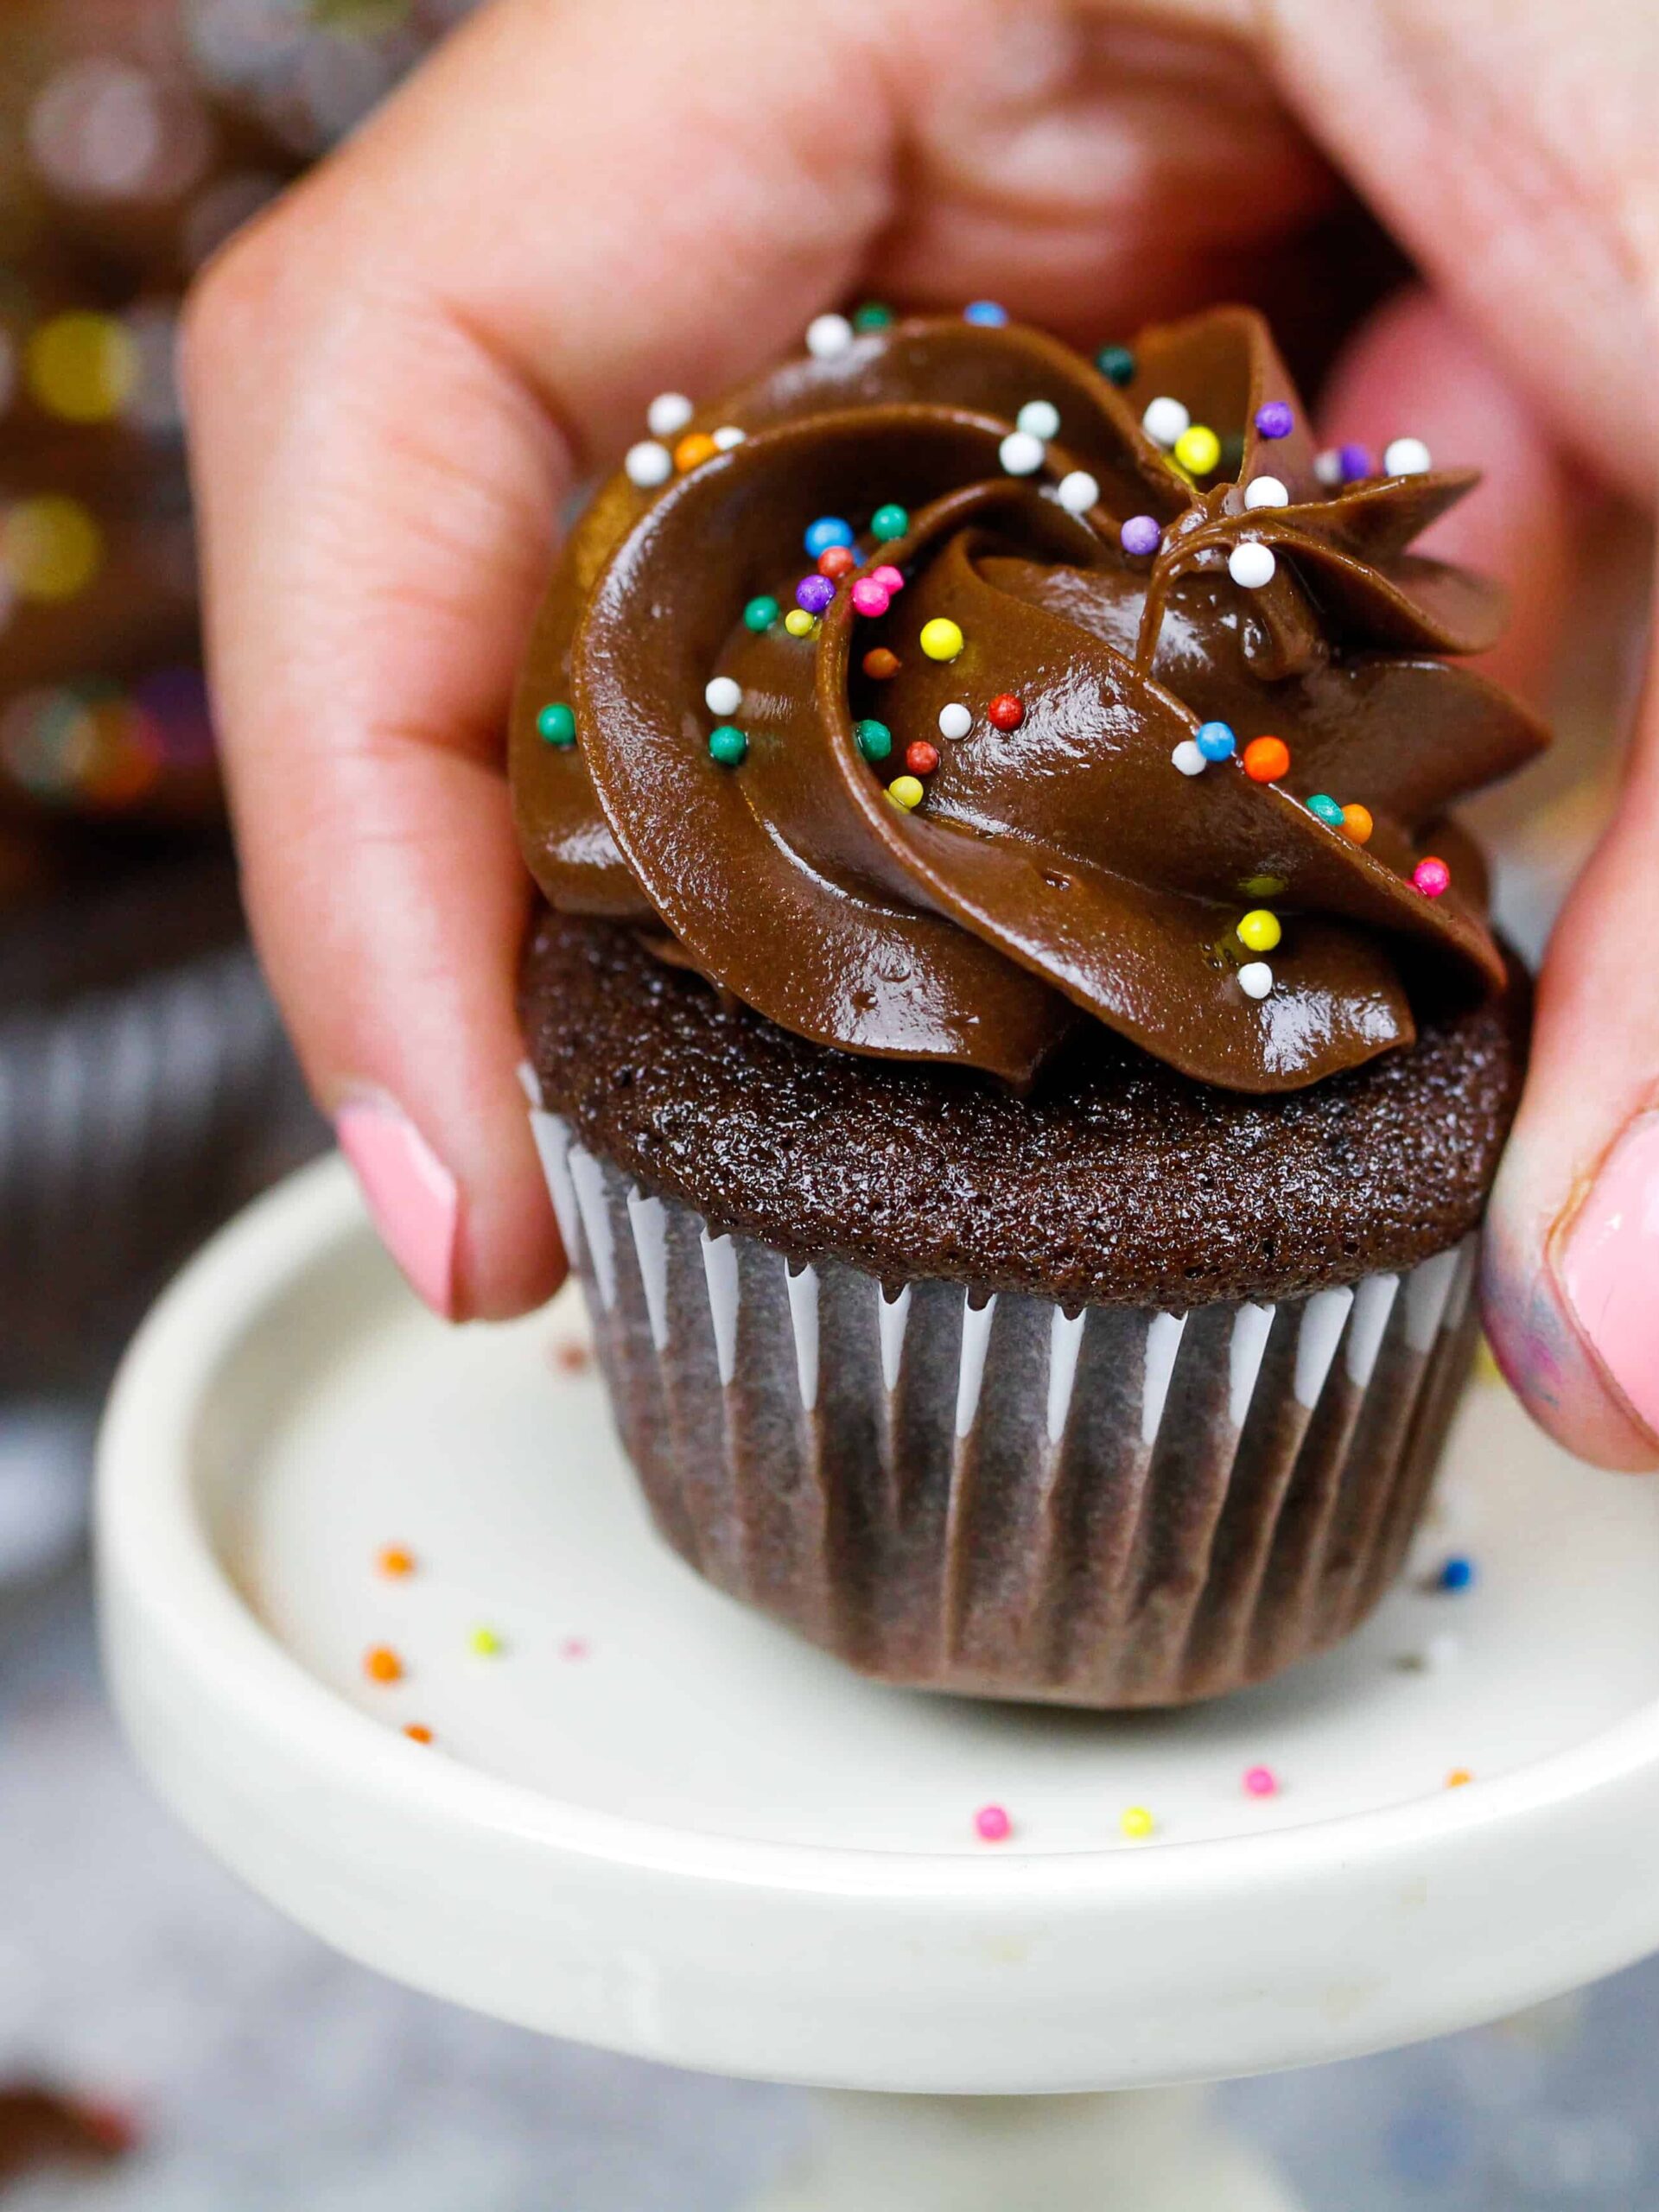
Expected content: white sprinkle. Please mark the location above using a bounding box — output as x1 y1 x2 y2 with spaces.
999 429 1046 476
1239 961 1274 999
646 391 693 438
1016 398 1061 441
805 312 854 359
1229 540 1277 589
1055 469 1099 515
711 424 745 450
624 440 672 488
938 702 973 741
1383 435 1433 477
1243 474 1289 510
1172 740 1206 777
1141 395 1190 449
704 677 741 717
1314 447 1344 487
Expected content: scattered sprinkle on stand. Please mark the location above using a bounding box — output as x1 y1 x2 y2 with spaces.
975 1804 1013 1842
365 1645 404 1685
404 1723 433 1745
1121 515 1161 557
646 391 693 438
988 693 1025 732
625 439 672 488
1414 856 1452 898
1096 344 1135 385
561 1637 590 1661
920 618 964 662
1439 1555 1476 1592
705 676 741 717
1255 401 1294 439
377 1545 416 1578
469 1625 505 1657
537 702 576 747
1120 1805 1155 1840
1141 395 1189 448
864 648 900 680
709 724 748 765
1446 1768 1473 1789
805 311 855 359
938 702 972 740
1243 735 1290 784
1243 1765 1280 1798
855 718 893 761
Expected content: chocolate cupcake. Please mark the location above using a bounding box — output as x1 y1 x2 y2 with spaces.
512 305 1546 1707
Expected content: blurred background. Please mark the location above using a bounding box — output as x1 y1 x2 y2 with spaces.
0 2 1655 2206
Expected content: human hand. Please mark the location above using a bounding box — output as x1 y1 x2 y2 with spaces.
182 0 1656 1466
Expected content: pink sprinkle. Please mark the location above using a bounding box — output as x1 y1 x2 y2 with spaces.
870 563 905 593
1413 856 1451 898
560 1637 590 1661
1243 1765 1279 1797
850 577 891 617
974 1803 1013 1842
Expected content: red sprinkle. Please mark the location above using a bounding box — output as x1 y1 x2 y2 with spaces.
817 543 856 580
906 741 940 776
863 648 899 679
988 693 1025 732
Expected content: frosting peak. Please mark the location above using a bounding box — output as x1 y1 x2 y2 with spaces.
512 306 1546 1091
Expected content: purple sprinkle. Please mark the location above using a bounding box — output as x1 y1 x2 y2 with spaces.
1338 442 1374 483
1120 514 1162 557
1255 401 1294 440
796 574 836 614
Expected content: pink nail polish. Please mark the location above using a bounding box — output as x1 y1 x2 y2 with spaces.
335 1096 459 1318
1558 1111 1659 1443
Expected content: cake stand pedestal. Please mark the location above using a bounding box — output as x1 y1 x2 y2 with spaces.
98 1161 1659 2210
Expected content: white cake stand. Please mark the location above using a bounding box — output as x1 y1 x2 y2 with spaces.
97 1159 1659 2210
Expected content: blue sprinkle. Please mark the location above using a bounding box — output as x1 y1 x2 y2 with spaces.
963 300 1009 327
1196 721 1236 762
804 515 855 558
1439 1556 1476 1592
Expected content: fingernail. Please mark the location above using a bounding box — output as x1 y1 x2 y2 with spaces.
335 1095 459 1318
1557 1110 1659 1442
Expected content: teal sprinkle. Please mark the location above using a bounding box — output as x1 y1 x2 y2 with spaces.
537 702 576 747
854 719 893 762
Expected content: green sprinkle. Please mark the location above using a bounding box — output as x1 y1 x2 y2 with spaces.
469 1626 505 1657
854 718 893 762
871 503 909 542
853 302 894 332
537 702 576 747
742 594 780 632
1306 793 1344 827
709 724 748 766
1096 344 1135 387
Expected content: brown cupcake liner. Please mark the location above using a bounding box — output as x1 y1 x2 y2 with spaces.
527 1085 1479 1708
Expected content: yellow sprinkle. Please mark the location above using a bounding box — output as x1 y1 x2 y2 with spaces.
1446 1767 1472 1789
1237 908 1281 953
887 775 925 811
27 311 136 423
468 1626 505 1657
1242 874 1286 898
918 618 963 662
1119 1805 1155 1840
783 607 819 638
3 496 103 602
1173 423 1221 474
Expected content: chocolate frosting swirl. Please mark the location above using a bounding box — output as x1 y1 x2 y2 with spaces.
512 308 1546 1091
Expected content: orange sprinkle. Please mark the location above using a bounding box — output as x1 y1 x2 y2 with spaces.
1341 803 1374 845
673 431 719 473
1243 735 1290 784
364 1645 404 1685
404 1723 433 1745
862 647 900 680
377 1545 416 1578
1446 1767 1473 1789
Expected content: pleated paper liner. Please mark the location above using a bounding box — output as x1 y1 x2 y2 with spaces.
527 1083 1478 1709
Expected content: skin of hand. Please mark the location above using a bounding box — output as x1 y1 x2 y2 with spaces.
182 0 1659 1465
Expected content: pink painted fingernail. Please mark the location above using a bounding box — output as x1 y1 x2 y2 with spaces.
1557 1111 1659 1443
335 1096 459 1318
